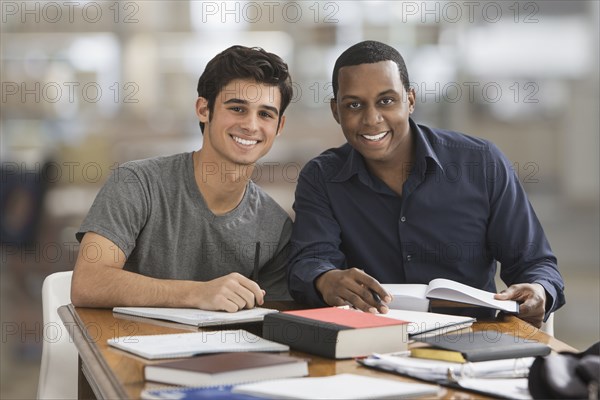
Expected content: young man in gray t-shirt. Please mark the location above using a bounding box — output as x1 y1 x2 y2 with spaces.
71 46 294 312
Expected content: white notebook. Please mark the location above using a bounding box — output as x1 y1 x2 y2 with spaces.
107 329 289 360
375 309 475 337
232 373 440 399
112 306 278 327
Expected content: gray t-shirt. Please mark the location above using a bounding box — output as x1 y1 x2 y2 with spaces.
77 152 292 300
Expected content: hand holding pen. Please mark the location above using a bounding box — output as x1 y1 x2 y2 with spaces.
315 267 391 314
186 242 265 313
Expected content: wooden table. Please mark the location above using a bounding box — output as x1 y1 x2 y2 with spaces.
59 303 576 399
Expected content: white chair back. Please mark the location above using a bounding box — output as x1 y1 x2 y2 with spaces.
37 271 78 400
541 313 555 336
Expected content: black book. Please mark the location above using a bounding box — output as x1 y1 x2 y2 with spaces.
412 330 551 362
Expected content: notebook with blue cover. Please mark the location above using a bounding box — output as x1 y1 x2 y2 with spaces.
141 385 261 400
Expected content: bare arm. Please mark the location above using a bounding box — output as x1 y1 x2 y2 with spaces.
71 232 264 312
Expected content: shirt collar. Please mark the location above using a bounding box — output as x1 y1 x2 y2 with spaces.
330 144 365 183
331 118 443 183
411 118 444 174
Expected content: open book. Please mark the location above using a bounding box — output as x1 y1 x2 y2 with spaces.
112 306 278 327
382 278 519 313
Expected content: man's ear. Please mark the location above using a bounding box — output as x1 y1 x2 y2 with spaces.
196 97 209 123
330 98 340 124
407 87 416 114
276 115 286 136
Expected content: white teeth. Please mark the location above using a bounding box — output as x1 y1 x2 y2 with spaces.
362 131 388 141
232 136 258 146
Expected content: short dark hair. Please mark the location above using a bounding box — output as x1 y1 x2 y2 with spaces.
196 45 293 133
331 40 410 99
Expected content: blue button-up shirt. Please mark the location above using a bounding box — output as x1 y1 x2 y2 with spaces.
288 119 565 320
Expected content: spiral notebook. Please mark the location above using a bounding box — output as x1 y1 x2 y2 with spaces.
112 306 278 327
108 329 289 360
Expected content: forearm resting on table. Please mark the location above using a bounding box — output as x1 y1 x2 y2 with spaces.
72 233 265 311
71 232 198 308
71 263 199 308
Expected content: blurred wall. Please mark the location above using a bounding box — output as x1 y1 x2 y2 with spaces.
1 1 599 398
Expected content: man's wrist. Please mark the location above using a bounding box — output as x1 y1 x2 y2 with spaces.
313 268 337 305
532 281 553 313
179 280 201 308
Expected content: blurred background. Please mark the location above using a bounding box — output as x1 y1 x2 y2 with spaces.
1 1 598 398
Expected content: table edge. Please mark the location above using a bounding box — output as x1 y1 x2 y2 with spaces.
59 304 128 400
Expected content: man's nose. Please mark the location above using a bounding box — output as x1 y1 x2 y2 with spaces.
241 113 259 133
362 105 383 126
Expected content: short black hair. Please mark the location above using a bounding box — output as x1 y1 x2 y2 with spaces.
196 45 293 133
331 40 410 99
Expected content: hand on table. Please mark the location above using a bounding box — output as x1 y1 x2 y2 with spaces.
193 273 265 312
315 268 391 314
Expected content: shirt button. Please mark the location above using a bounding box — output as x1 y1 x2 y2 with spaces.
406 255 412 262
400 216 406 223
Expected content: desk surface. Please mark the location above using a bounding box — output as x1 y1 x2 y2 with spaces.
59 303 576 399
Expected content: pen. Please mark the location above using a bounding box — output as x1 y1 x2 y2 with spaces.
370 289 382 305
252 242 261 282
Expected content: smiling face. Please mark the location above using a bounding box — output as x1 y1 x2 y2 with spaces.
331 61 415 169
197 79 285 166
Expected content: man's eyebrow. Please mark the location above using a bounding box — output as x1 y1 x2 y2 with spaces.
340 89 399 101
224 98 249 106
377 89 399 97
223 98 279 116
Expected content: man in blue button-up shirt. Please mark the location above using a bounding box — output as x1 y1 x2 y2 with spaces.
288 41 565 328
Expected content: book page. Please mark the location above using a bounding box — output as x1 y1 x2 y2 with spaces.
425 279 519 313
381 284 430 311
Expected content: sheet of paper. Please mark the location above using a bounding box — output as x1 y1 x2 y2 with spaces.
458 378 532 399
233 373 439 399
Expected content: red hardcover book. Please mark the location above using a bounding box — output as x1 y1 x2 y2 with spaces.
263 307 409 359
